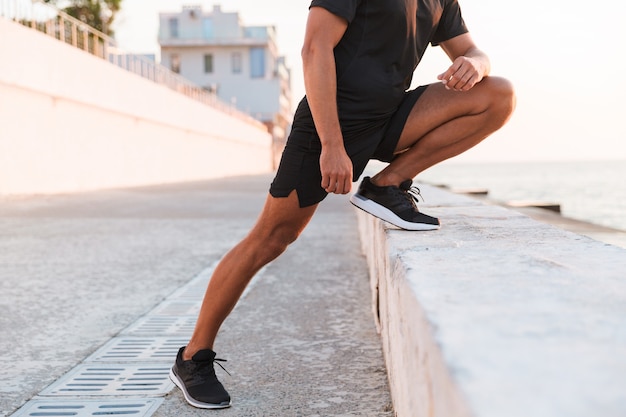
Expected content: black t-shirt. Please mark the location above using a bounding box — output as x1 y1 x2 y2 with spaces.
294 0 468 132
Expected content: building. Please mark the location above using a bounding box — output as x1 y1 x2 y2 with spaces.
158 4 292 155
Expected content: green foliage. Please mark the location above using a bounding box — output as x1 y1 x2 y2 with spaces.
43 0 122 36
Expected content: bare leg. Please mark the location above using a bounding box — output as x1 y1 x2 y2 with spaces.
373 76 516 186
184 190 317 360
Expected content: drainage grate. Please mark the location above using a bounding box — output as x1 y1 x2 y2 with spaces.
165 264 215 300
164 263 265 303
84 337 187 363
121 315 197 337
148 299 202 316
11 398 163 417
166 277 211 300
39 364 174 397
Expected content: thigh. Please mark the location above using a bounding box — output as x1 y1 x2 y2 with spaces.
395 78 501 152
249 190 318 243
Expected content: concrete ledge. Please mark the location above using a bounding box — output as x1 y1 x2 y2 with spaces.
356 184 626 417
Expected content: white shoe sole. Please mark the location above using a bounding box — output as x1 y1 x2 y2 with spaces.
170 367 232 409
350 194 440 231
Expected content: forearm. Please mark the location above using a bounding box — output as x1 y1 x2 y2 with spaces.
302 45 344 150
299 6 353 194
301 43 353 193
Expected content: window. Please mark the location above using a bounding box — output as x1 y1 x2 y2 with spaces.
171 54 180 74
202 18 214 38
250 47 265 78
204 54 214 73
231 52 242 74
168 18 179 38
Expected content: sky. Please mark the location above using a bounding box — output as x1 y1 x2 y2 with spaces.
112 0 626 163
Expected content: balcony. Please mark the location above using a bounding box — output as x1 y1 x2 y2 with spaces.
158 21 276 48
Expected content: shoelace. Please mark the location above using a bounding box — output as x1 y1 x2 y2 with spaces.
406 186 424 204
214 358 231 376
399 180 424 206
191 357 231 381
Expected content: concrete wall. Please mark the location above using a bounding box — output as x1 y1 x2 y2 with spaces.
356 184 626 417
0 18 273 195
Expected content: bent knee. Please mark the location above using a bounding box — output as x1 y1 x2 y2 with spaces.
259 227 302 259
270 228 300 249
483 76 516 121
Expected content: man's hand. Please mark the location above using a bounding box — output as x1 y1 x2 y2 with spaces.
320 144 353 194
438 34 491 92
437 55 485 92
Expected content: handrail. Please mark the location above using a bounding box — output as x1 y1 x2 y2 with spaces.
0 0 265 128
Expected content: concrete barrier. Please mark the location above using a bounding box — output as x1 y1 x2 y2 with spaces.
0 18 273 195
356 184 626 417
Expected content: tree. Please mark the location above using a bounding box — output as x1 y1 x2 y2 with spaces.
43 0 122 36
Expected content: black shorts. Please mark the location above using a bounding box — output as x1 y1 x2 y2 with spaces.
270 85 428 207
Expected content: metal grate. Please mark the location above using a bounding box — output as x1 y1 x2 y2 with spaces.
166 271 212 300
39 364 173 397
11 398 163 417
167 282 209 300
121 315 197 337
163 263 264 304
148 299 202 316
85 337 187 363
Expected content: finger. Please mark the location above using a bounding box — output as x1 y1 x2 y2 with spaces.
327 175 341 193
443 73 464 90
327 175 351 195
439 70 455 87
451 71 473 91
458 72 482 91
321 175 329 190
330 180 345 194
439 58 463 83
342 178 352 194
451 65 478 90
335 178 350 195
322 174 335 192
459 74 478 91
438 68 455 86
445 71 465 90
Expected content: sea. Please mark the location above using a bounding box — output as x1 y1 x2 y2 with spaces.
413 159 626 232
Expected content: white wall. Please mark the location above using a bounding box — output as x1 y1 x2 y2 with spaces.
0 18 273 195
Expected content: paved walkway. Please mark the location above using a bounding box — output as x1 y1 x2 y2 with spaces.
0 174 393 417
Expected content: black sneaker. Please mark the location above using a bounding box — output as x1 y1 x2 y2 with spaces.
350 177 440 231
170 346 232 409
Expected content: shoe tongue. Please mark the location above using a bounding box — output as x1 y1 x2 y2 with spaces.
399 179 413 191
192 349 217 362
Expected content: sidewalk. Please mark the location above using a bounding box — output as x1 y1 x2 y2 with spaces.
0 174 393 417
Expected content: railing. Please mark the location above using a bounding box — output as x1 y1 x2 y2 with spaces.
0 0 263 127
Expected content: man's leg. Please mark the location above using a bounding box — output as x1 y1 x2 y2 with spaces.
186 190 317 358
350 76 515 230
171 190 317 408
374 76 516 185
